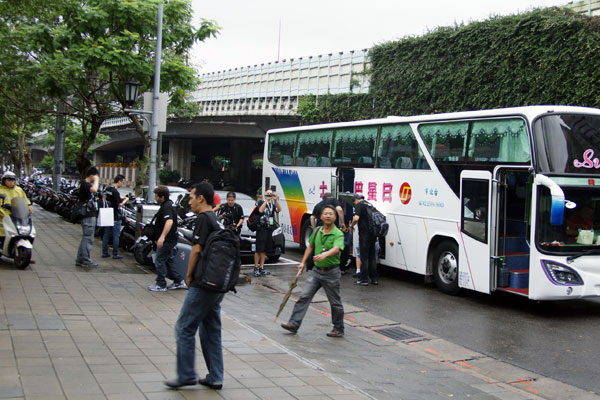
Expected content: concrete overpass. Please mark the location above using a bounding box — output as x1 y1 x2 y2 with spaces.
94 49 371 194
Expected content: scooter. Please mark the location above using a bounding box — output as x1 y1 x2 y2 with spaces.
0 195 36 269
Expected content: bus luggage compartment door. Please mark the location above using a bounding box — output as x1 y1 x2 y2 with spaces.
458 170 492 294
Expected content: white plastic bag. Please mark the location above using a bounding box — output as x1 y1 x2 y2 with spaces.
576 229 594 245
97 207 114 227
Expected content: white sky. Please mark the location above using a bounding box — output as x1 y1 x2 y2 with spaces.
190 0 569 74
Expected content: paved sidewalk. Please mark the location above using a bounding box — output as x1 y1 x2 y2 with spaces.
0 206 598 400
0 207 368 400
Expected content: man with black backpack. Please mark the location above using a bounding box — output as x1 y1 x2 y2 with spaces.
165 182 232 390
350 193 379 286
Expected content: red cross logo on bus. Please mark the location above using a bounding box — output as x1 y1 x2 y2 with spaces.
319 181 328 198
400 182 412 205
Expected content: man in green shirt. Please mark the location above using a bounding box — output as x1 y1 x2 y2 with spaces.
281 205 345 337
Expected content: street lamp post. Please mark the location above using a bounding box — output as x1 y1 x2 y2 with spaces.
123 2 163 202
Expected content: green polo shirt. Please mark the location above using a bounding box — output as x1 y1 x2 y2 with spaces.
309 225 345 268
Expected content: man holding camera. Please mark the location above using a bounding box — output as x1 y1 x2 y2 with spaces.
253 188 281 277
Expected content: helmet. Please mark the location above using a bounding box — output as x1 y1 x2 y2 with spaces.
1 171 17 184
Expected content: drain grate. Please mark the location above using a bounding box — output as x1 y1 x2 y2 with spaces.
373 325 422 341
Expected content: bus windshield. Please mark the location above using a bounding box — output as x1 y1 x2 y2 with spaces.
537 183 600 253
533 114 600 174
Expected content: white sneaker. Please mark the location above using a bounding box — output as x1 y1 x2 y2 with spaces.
167 281 188 290
147 284 167 292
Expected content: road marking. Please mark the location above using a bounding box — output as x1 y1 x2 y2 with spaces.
241 256 298 267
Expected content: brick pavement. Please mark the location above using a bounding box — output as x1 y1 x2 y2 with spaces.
0 206 368 400
0 205 597 400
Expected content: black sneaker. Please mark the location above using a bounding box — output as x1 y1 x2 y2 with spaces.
260 268 271 276
352 272 361 278
198 377 223 390
253 268 261 277
354 280 368 286
164 378 196 389
371 280 379 285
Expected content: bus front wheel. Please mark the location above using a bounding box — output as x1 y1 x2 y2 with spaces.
433 242 460 295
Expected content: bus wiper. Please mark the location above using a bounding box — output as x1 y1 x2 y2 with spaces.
566 248 600 263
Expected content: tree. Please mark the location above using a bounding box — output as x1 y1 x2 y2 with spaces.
0 0 218 179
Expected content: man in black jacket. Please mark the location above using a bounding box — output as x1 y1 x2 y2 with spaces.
147 186 186 292
165 182 225 390
101 174 127 259
350 193 378 286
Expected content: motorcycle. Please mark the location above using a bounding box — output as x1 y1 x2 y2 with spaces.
0 195 36 269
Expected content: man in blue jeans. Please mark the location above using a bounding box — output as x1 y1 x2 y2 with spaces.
147 186 186 292
76 167 99 267
101 174 127 259
165 182 225 390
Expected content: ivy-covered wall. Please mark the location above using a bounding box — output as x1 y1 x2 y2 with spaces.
299 8 600 124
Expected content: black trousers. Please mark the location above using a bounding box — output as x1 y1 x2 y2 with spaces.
359 234 378 283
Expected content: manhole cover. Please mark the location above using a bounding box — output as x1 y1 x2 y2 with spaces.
373 325 422 341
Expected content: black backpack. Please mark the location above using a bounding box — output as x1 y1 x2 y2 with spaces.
364 201 389 238
194 213 241 293
246 206 260 232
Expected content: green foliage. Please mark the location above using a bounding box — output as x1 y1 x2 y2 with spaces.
0 0 219 177
158 168 181 184
39 155 54 171
168 87 201 119
298 8 600 123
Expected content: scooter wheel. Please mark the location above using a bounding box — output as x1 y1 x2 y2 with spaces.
14 246 31 269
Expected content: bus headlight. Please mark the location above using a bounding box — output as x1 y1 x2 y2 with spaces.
272 227 282 237
541 260 583 285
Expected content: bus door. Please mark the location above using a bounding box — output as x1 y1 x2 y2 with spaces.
335 168 355 228
459 170 492 294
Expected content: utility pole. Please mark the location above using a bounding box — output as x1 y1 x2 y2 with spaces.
147 2 163 201
53 102 66 191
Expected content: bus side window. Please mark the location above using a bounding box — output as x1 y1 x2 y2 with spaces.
469 119 530 163
418 122 469 163
295 130 332 167
378 124 429 170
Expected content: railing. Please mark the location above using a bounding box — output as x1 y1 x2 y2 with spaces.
98 166 137 187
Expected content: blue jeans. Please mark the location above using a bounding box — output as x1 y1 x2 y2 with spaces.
154 240 182 288
288 266 344 332
175 287 225 383
102 219 122 257
76 216 96 263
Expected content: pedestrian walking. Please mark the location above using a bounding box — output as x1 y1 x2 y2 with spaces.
350 193 379 286
253 188 281 277
281 204 345 337
75 167 99 267
147 185 186 292
101 174 127 259
165 182 225 390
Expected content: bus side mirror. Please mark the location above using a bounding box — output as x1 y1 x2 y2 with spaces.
535 175 565 226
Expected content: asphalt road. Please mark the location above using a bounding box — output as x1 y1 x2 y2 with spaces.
279 244 600 394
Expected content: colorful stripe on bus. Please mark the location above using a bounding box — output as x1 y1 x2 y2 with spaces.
273 167 307 242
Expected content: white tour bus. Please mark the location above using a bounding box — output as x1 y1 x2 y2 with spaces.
262 105 600 300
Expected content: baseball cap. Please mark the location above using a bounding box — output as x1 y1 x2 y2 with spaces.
352 193 364 200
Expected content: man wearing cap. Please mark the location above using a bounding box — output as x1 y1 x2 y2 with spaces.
350 193 378 286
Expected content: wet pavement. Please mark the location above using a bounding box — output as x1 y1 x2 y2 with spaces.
0 205 597 399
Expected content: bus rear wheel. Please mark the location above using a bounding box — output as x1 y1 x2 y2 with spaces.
433 241 460 295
